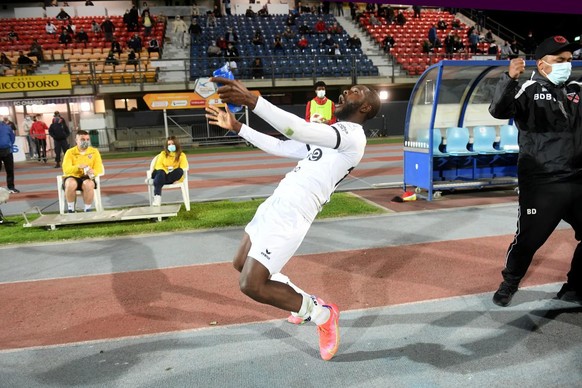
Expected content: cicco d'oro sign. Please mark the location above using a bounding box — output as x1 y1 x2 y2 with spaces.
0 74 73 93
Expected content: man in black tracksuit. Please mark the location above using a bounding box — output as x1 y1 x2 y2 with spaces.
489 35 582 306
48 111 70 168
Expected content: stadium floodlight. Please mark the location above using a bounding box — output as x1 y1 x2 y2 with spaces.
379 91 389 101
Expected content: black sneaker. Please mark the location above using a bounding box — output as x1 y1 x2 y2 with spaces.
67 209 75 213
493 282 518 307
556 283 582 304
8 188 20 194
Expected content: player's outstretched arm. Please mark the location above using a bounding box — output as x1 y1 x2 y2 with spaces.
212 77 340 149
205 105 308 159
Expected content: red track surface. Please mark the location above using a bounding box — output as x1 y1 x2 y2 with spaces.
0 230 573 350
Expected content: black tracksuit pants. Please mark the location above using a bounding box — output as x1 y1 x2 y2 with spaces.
502 180 582 292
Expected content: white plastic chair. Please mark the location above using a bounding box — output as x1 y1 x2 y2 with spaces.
57 173 105 214
146 155 190 211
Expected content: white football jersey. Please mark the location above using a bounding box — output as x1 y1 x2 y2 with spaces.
239 97 367 220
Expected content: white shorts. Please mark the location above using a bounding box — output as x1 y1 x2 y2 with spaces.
245 195 312 274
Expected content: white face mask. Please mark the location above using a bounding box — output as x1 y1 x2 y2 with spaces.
316 90 326 99
541 60 572 85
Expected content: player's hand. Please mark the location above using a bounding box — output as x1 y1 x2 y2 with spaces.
210 77 258 109
205 105 242 133
508 57 525 80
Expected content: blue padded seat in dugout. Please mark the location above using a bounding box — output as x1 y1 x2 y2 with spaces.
500 125 519 153
473 126 504 155
445 127 477 156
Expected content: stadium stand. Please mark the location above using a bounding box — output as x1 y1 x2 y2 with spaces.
189 13 378 80
0 15 165 84
358 8 493 76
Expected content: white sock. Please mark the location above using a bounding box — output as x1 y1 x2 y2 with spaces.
84 204 92 211
297 294 330 325
67 202 75 211
270 273 308 317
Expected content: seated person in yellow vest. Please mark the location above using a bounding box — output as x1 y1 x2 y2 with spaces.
305 81 336 124
150 136 188 206
62 130 104 213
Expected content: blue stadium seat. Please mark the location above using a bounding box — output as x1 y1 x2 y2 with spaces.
500 125 519 153
473 126 504 154
445 127 478 156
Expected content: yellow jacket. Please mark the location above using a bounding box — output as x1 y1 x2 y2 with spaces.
154 151 188 182
62 146 104 178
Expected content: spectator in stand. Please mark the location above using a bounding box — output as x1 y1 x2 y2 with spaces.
315 2 324 15
90 20 101 35
141 2 150 18
225 43 239 73
129 6 139 31
298 21 312 35
55 8 71 20
396 11 406 26
297 34 309 50
30 116 48 163
245 6 256 18
428 24 437 46
127 49 139 69
305 81 336 124
127 33 143 54
320 34 336 56
206 11 217 27
469 29 480 53
454 35 465 53
314 18 326 34
85 0 94 5
523 31 537 60
335 1 344 16
48 111 70 169
224 27 238 45
101 17 116 42
8 28 19 42
172 15 188 49
365 2 375 13
46 20 57 34
142 10 154 36
413 5 421 18
422 40 433 54
111 37 123 58
285 10 297 26
257 4 269 17
147 37 161 56
445 33 455 57
216 36 228 53
349 2 357 21
189 19 203 43
75 28 89 46
207 40 222 57
437 19 447 30
282 26 295 41
510 39 519 57
252 31 264 46
58 30 73 46
499 41 515 59
0 53 11 70
213 4 222 18
347 34 362 49
487 42 498 57
50 0 58 6
104 50 119 65
273 34 284 52
191 3 200 19
123 9 133 31
28 40 44 63
451 18 461 30
328 22 342 34
381 34 395 53
251 57 264 79
368 14 380 26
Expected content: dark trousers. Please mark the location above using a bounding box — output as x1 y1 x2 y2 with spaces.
502 181 582 291
35 138 47 161
0 148 15 189
53 139 69 163
152 168 184 195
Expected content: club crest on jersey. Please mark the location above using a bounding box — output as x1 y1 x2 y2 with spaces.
308 148 323 161
567 93 580 104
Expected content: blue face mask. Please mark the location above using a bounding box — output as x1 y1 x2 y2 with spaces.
542 61 572 85
167 144 176 152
